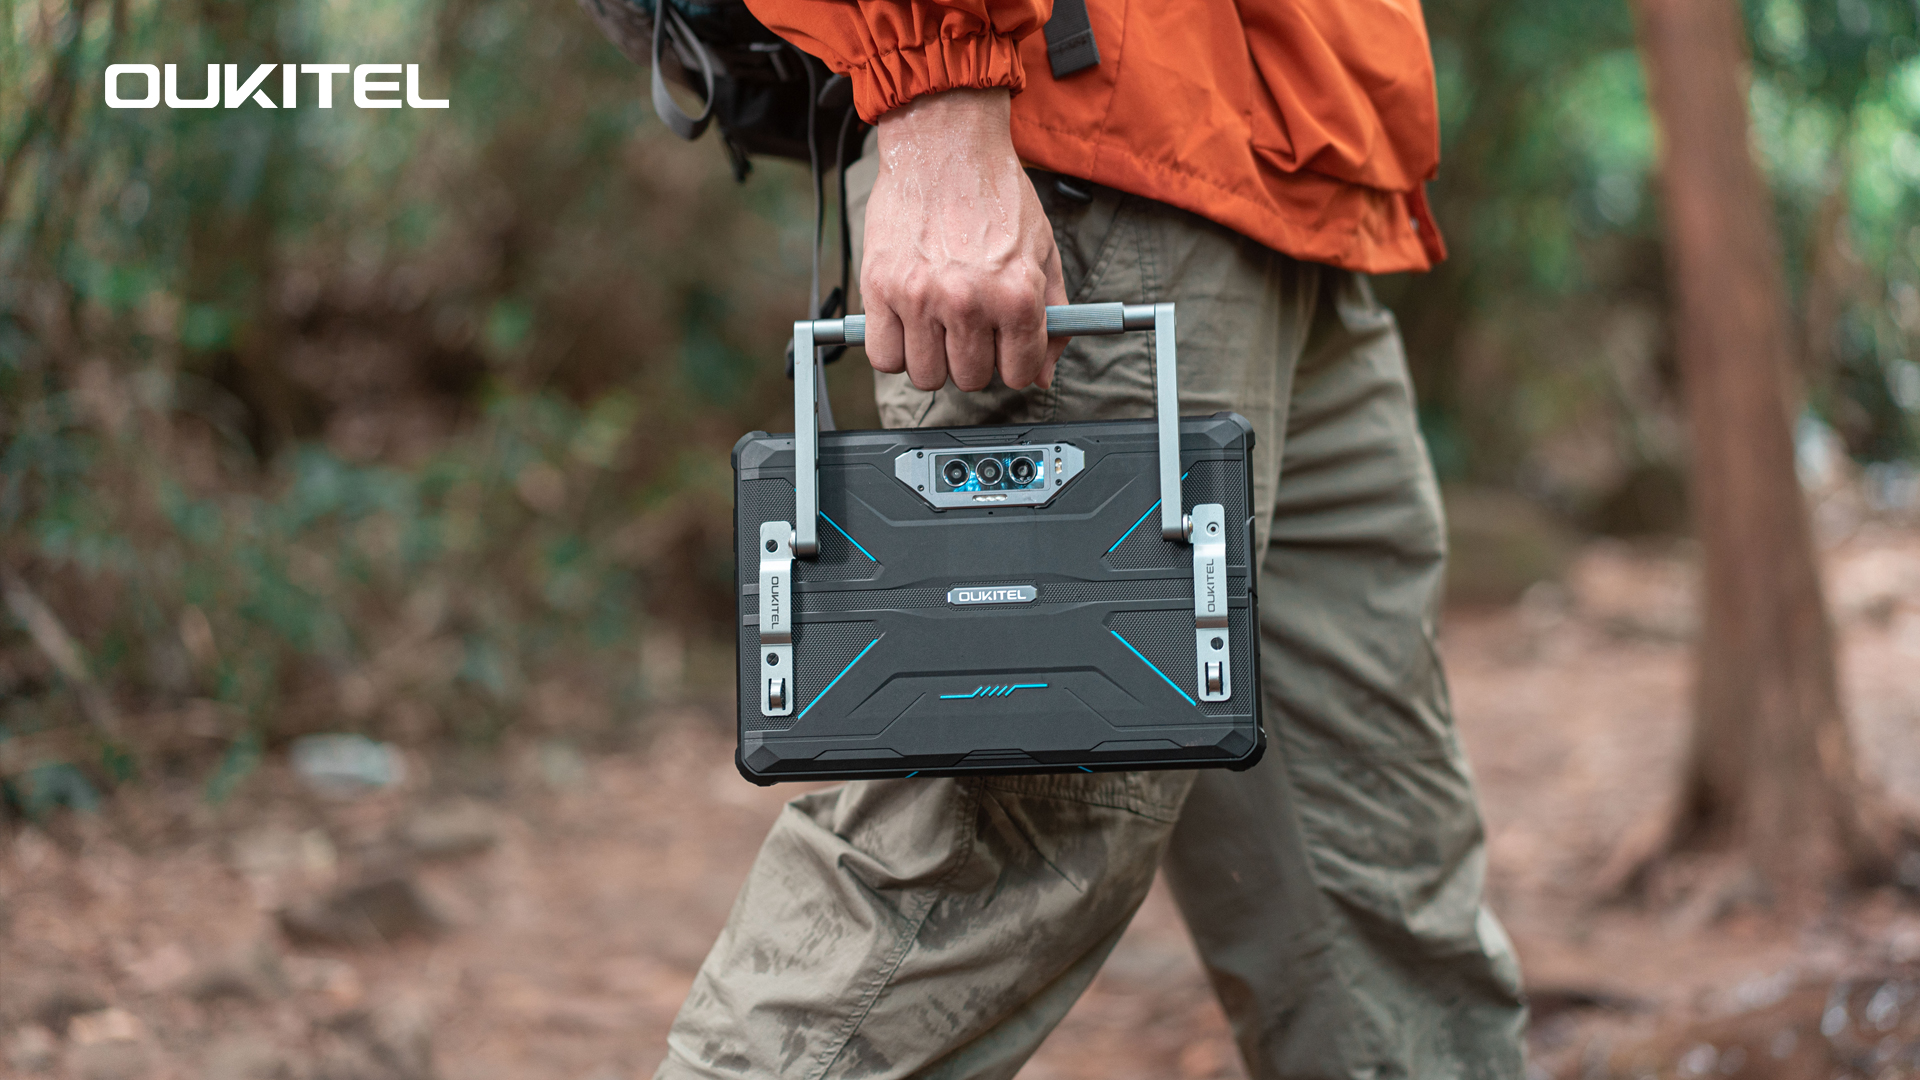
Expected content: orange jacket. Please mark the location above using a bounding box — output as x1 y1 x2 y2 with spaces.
746 0 1446 273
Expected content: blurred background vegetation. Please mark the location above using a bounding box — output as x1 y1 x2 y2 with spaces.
1397 0 1920 529
1 0 1916 814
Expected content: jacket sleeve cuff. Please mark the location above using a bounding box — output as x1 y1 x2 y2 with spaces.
849 31 1027 124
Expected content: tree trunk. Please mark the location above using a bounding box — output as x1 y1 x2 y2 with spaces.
1631 0 1893 903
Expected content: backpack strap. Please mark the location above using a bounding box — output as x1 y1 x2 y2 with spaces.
1043 0 1100 78
651 2 716 139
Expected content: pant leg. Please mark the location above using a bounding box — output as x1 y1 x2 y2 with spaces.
658 773 1192 1080
1162 273 1527 1080
657 165 1315 1079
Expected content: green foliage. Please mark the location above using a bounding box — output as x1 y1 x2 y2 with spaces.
0 0 812 804
14 761 102 818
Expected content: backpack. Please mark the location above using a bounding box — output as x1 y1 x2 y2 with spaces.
576 0 867 182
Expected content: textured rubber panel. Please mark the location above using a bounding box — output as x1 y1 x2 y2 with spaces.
791 577 1190 613
740 619 878 733
1033 579 1192 604
736 478 790 574
797 587 950 612
736 477 878 585
1106 606 1253 718
1103 459 1247 571
734 413 1262 783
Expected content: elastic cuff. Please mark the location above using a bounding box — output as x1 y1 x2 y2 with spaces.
850 32 1027 124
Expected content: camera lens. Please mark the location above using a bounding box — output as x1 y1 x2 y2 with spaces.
941 459 971 487
975 458 1003 486
1008 456 1036 485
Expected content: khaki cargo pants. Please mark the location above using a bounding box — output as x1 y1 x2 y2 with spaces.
656 158 1527 1080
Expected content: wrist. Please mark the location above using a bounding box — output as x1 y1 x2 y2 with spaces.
876 88 1013 159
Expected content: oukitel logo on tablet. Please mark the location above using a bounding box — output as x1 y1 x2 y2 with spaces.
947 585 1037 606
105 64 449 109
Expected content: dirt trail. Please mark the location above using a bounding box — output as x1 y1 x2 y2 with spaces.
4 533 1920 1080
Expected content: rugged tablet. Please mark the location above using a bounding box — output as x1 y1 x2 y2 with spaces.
732 303 1263 783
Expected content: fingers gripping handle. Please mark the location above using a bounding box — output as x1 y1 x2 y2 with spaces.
807 302 1152 345
789 303 1186 555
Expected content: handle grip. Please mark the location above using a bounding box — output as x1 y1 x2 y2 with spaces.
807 302 1158 346
788 301 1183 557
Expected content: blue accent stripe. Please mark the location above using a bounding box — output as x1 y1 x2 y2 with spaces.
940 683 1049 700
798 637 880 719
1105 503 1159 555
1102 469 1195 554
904 771 919 778
1109 629 1198 706
1079 766 1093 773
818 512 876 562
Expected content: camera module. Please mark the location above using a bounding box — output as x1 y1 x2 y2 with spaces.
1008 456 1036 485
941 459 972 487
975 458 1003 486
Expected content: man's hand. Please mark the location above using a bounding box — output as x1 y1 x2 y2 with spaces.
861 88 1069 393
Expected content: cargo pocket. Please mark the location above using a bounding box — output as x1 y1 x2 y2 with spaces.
1030 171 1133 304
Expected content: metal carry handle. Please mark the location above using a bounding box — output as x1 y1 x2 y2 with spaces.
790 302 1182 556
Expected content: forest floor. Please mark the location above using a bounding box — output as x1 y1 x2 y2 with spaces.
4 528 1920 1080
